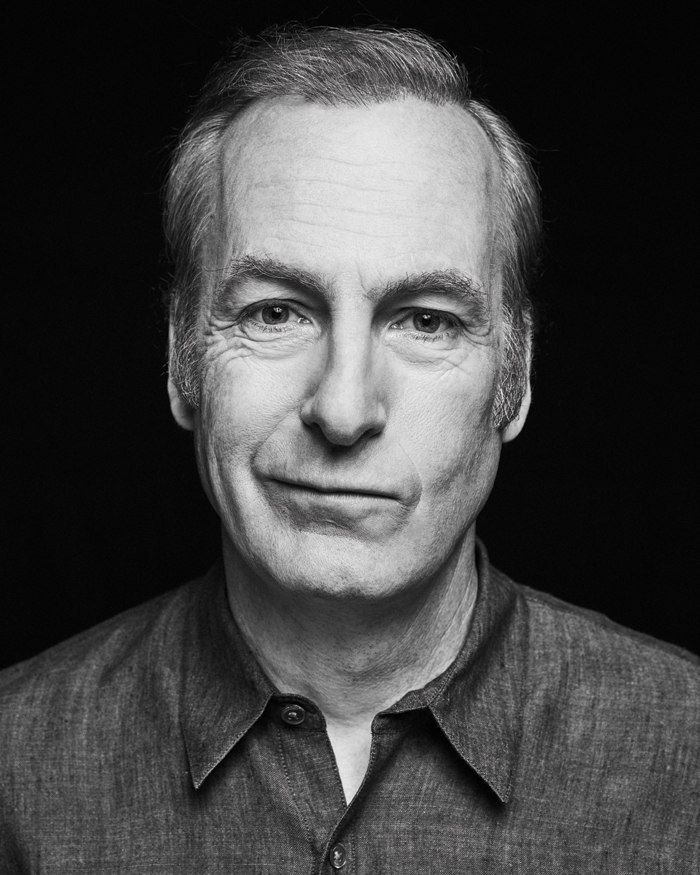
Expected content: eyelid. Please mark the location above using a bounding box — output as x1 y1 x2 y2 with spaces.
401 302 493 339
391 307 459 327
236 299 318 338
241 298 308 320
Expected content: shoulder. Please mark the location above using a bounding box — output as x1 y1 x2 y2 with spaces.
0 577 205 751
494 566 699 799
511 571 699 693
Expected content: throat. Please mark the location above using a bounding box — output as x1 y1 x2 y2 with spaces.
223 532 480 801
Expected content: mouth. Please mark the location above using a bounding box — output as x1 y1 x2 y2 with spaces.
263 475 413 534
271 479 397 501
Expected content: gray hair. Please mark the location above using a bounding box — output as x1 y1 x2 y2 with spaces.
164 26 541 428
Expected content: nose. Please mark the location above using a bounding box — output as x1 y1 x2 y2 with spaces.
300 331 387 446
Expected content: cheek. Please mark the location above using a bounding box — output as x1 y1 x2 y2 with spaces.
197 357 304 468
397 359 499 490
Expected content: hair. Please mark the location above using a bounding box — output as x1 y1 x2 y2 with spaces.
164 25 541 429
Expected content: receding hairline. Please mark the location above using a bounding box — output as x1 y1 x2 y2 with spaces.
216 91 501 189
210 94 503 287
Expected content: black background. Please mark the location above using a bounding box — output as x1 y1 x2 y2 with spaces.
3 1 697 667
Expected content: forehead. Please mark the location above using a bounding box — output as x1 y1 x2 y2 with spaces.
215 96 499 288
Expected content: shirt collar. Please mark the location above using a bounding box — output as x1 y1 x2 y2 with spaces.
180 542 528 801
426 542 528 803
180 561 275 789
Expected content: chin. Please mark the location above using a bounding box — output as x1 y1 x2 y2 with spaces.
254 531 451 604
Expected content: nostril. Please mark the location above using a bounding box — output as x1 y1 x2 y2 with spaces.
300 393 387 447
303 413 384 448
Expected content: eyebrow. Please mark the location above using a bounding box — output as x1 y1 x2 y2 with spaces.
372 269 491 324
213 255 328 308
214 255 490 324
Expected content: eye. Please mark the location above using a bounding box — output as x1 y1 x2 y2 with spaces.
389 309 457 337
239 300 313 336
412 312 441 334
260 304 290 325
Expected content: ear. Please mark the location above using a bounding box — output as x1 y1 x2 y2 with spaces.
501 376 531 443
167 321 195 432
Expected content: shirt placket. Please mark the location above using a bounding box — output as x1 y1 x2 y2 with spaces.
272 695 417 874
272 696 348 865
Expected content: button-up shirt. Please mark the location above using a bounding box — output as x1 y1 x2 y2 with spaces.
1 544 698 872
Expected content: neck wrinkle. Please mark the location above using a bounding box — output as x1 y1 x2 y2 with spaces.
222 529 479 726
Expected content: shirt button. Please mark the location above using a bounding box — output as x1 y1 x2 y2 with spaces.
329 844 347 869
281 703 306 725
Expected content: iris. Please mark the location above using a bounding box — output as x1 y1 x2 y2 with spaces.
413 312 440 333
262 305 289 324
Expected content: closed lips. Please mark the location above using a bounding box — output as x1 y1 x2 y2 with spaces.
272 479 397 499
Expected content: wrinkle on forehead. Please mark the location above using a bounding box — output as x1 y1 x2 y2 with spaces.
209 95 501 310
217 95 497 221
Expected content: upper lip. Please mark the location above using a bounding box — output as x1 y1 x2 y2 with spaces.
271 478 397 499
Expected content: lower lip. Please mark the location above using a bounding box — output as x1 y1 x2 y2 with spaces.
270 482 399 523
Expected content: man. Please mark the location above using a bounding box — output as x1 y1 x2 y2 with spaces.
1 25 697 873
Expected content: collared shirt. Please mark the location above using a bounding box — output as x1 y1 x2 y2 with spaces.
1 543 698 873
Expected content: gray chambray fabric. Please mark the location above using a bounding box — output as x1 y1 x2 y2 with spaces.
1 543 698 873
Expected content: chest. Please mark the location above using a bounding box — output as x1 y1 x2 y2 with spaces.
11 707 689 873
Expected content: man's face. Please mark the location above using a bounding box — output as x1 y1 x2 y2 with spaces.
189 96 512 600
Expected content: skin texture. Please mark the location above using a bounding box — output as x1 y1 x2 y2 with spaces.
169 96 529 800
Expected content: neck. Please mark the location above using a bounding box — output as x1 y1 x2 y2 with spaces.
222 531 478 725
